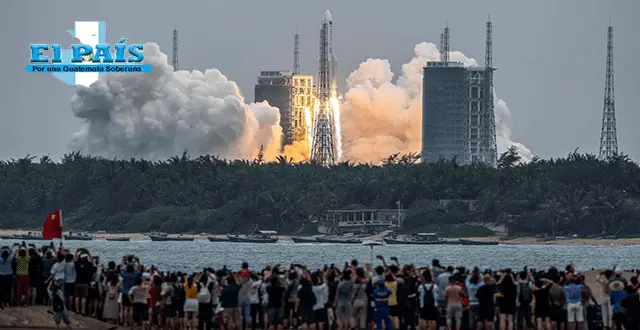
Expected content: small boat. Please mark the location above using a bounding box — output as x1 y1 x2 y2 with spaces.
15 232 47 241
106 237 130 242
291 236 318 243
65 232 93 241
149 233 193 242
384 233 445 245
316 236 362 244
227 230 279 243
0 235 16 239
458 239 499 246
208 236 229 242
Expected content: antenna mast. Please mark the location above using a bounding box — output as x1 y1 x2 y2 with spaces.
599 22 618 159
442 22 450 62
172 25 179 71
293 32 300 75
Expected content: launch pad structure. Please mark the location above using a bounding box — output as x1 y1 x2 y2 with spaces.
422 18 498 166
310 10 339 166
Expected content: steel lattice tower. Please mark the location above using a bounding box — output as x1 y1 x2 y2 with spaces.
599 23 618 159
293 32 300 75
172 25 179 71
310 11 336 166
484 16 498 166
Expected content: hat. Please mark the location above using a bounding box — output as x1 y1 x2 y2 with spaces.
142 273 151 280
615 267 623 275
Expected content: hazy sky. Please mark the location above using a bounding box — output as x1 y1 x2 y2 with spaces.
1 0 638 161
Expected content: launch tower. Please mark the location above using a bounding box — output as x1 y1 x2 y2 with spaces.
598 22 618 159
310 10 337 166
172 25 178 71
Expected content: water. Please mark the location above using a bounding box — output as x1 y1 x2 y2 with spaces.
2 239 637 272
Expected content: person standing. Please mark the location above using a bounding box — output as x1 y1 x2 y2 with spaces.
15 247 31 307
563 276 585 330
372 280 393 330
0 247 15 309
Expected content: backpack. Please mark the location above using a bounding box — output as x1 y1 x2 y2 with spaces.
519 282 533 304
172 284 184 306
422 284 435 309
197 285 212 304
53 290 65 313
300 285 316 307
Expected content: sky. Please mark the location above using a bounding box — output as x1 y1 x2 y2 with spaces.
0 0 638 161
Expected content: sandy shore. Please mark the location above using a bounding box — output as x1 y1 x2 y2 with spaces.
2 229 640 245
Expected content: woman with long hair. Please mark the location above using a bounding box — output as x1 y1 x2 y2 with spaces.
497 272 517 330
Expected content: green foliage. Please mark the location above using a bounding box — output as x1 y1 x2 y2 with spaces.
1 150 639 235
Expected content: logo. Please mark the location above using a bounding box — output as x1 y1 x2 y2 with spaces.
26 21 151 87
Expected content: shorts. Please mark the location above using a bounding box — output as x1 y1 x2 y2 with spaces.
499 302 516 315
313 308 328 324
163 304 178 318
29 276 39 288
121 294 132 307
298 307 314 325
336 303 353 320
64 283 75 297
420 306 438 321
447 303 463 325
75 283 89 298
184 298 199 313
551 307 566 323
133 303 148 324
88 287 100 300
284 301 296 318
477 306 495 322
389 305 401 317
535 306 551 319
223 307 242 326
567 303 584 323
268 307 284 325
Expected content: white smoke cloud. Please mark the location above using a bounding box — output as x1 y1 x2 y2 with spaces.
69 43 282 161
340 42 533 164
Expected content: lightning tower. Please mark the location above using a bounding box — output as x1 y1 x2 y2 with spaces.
293 32 300 75
599 22 618 159
484 15 498 166
310 10 336 166
440 22 450 62
172 25 179 71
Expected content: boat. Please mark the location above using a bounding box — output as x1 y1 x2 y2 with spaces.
227 230 279 243
458 239 499 246
384 233 445 245
208 236 229 242
315 235 362 244
14 232 47 241
106 237 130 242
291 236 318 243
148 233 193 242
65 232 93 241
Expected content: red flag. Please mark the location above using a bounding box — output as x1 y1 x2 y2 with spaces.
42 210 62 239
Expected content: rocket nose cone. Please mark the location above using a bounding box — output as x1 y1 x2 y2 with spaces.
324 10 333 23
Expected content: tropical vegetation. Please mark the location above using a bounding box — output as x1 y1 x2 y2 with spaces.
1 147 639 237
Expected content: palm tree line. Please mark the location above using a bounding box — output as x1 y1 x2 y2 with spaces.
1 146 638 236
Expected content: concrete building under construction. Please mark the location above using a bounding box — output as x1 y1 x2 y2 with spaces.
421 20 498 166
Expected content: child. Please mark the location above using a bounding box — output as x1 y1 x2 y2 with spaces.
372 280 393 330
51 284 72 329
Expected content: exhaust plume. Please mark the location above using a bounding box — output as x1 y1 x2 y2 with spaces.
69 43 282 161
340 42 533 164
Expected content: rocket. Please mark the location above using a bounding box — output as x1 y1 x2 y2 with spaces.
323 10 339 97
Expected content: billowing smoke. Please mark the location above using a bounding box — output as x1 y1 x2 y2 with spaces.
69 43 282 161
340 42 533 164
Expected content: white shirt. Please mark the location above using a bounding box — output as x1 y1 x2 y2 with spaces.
418 283 439 308
312 283 328 311
51 262 66 281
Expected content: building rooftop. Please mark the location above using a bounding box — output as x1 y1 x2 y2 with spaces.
425 61 464 68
